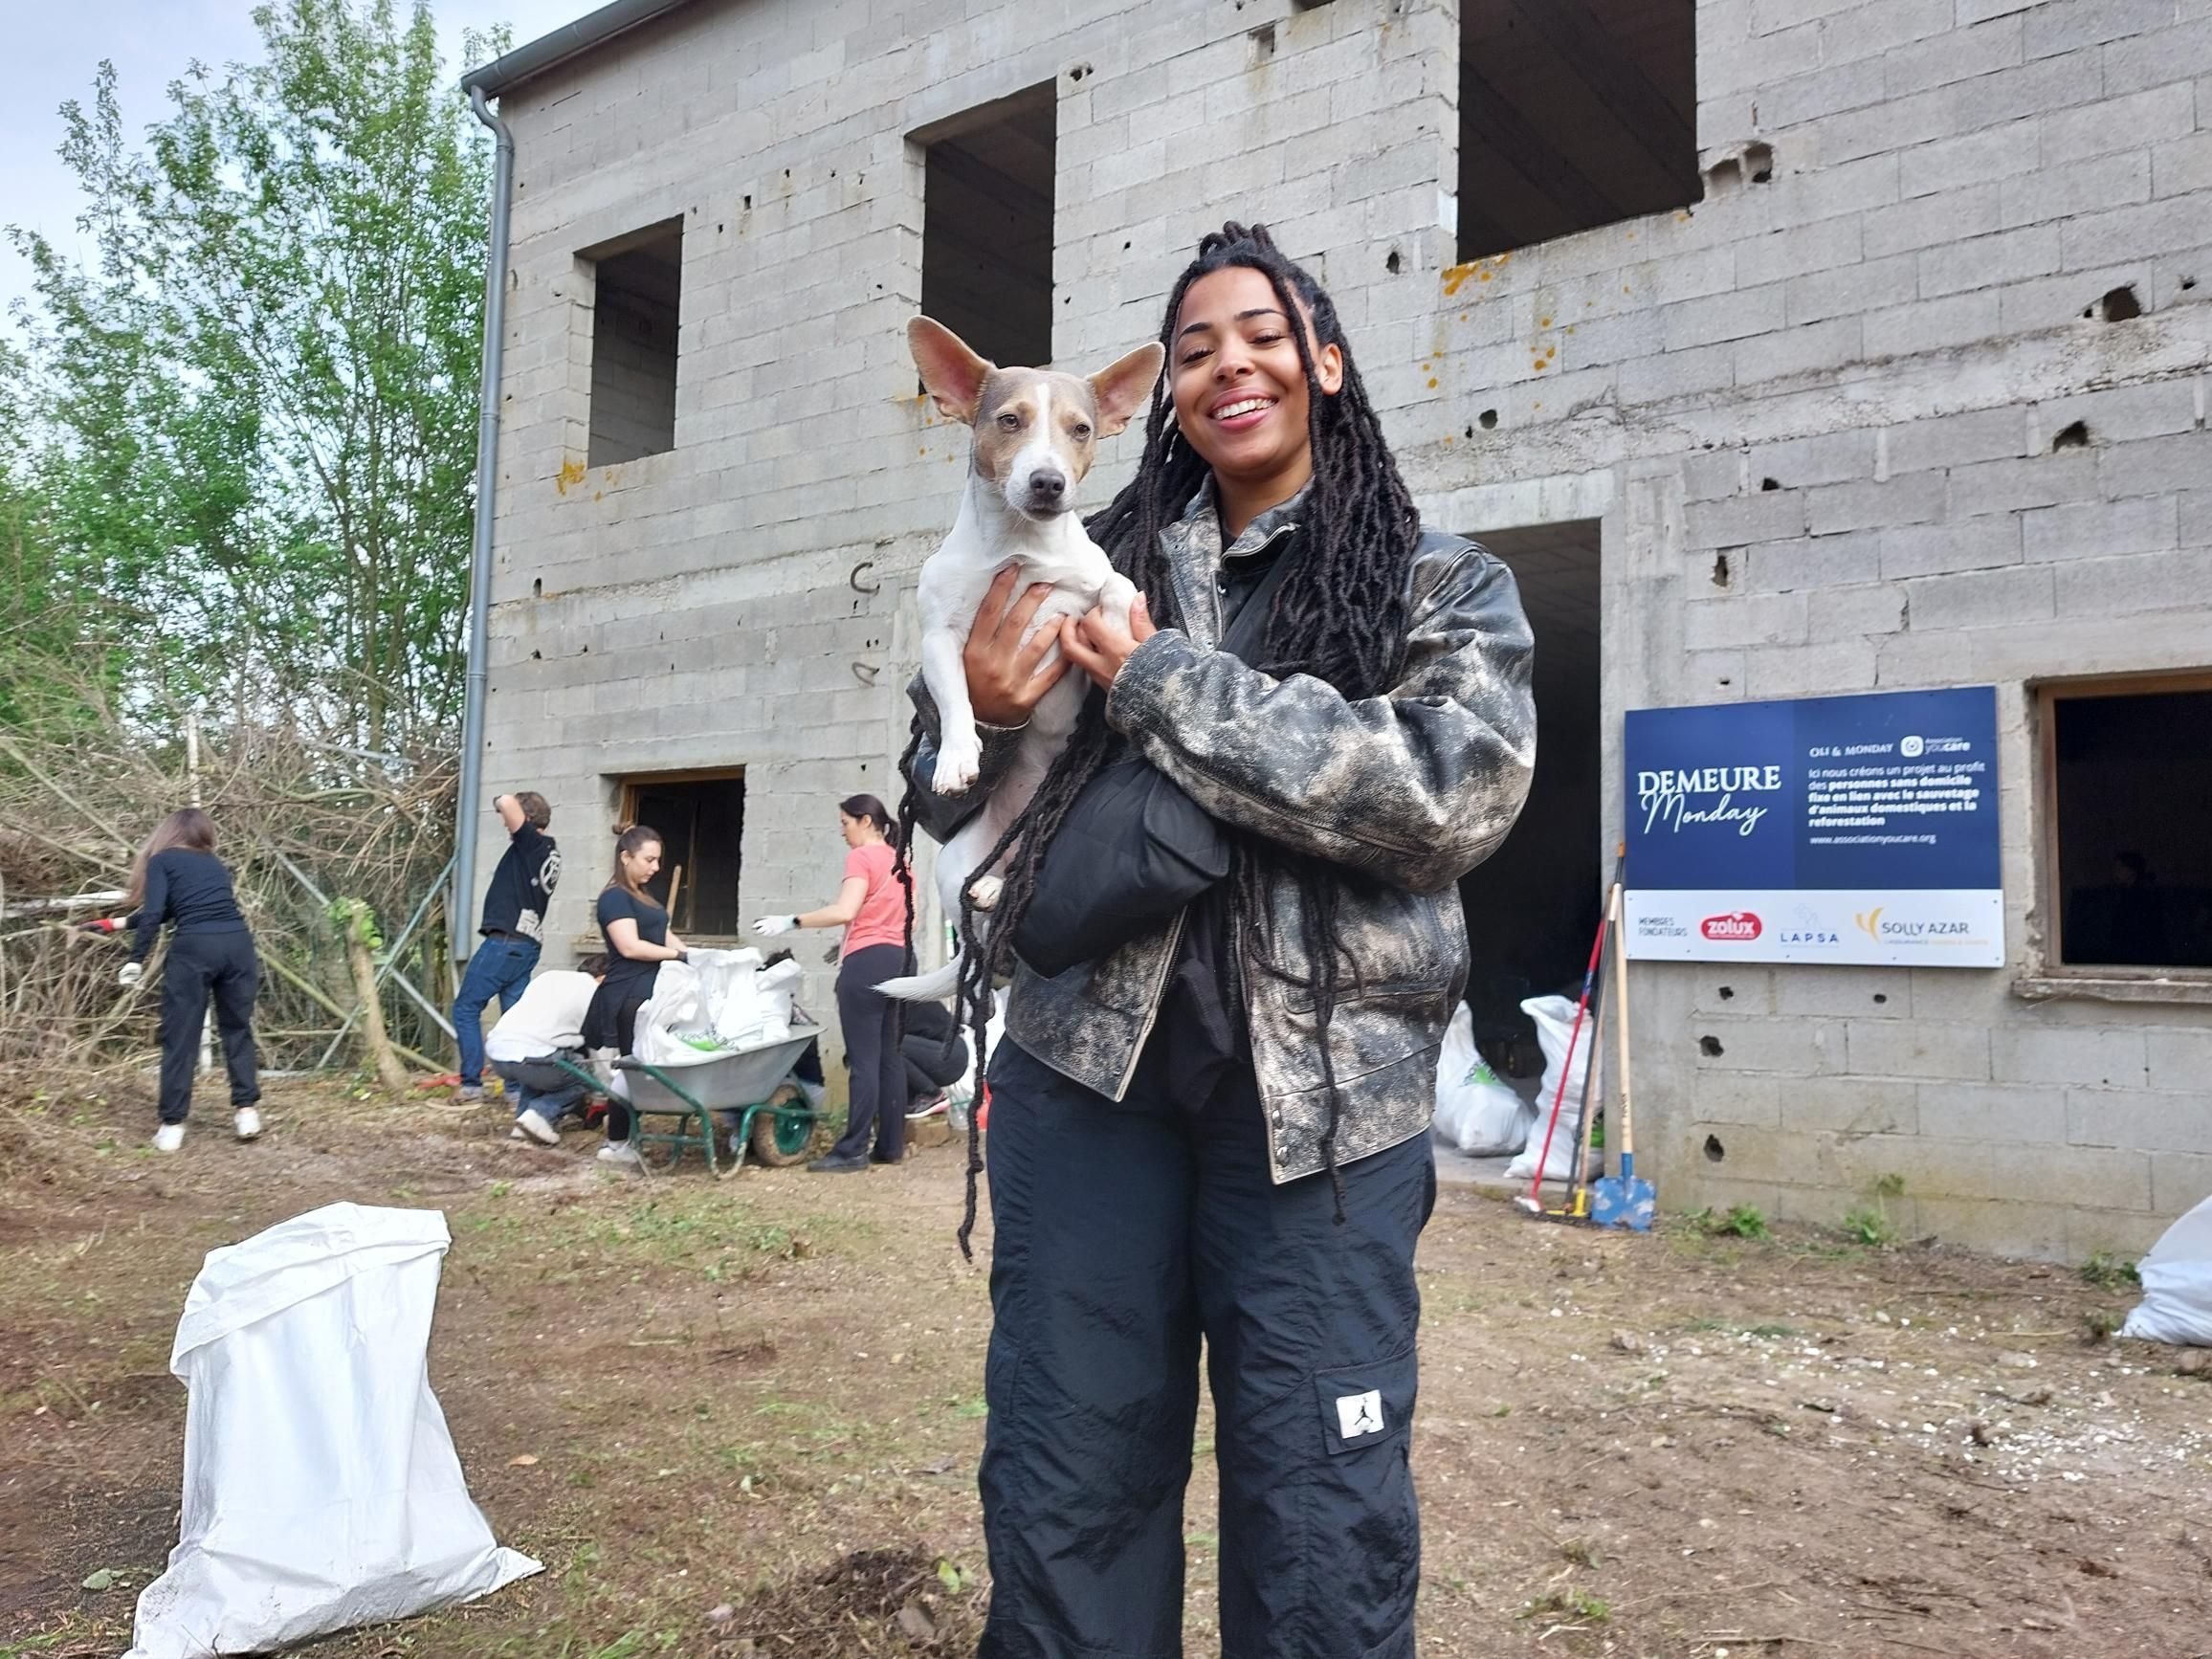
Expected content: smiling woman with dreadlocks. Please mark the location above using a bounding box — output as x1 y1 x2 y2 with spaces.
903 222 1536 1658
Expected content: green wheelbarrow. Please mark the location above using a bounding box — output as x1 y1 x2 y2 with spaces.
545 1026 824 1176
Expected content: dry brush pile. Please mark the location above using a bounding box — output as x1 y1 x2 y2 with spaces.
0 691 456 1093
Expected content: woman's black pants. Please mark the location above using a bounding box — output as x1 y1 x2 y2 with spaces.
901 1029 969 1102
978 1037 1434 1659
830 943 907 1161
157 931 261 1125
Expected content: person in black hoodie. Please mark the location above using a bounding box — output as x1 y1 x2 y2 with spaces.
87 807 262 1153
453 790 561 1101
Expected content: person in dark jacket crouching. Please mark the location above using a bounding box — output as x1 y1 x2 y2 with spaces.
86 807 264 1153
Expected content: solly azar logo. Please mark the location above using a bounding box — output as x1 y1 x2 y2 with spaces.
1700 912 1762 941
1856 906 1977 941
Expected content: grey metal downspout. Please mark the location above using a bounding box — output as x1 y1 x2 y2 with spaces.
454 83 514 957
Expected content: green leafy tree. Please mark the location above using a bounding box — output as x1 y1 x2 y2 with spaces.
9 0 503 751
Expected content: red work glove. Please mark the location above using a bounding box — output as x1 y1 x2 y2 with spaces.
77 918 124 934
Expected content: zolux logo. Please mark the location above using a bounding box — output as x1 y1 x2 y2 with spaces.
1700 912 1762 941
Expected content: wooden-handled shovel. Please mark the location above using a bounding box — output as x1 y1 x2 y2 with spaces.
1591 862 1656 1231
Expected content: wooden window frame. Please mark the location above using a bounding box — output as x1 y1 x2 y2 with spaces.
614 766 747 941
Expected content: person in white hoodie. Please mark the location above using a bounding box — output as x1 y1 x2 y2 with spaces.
486 955 608 1145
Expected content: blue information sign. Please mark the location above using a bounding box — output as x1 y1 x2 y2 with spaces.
1624 686 2002 966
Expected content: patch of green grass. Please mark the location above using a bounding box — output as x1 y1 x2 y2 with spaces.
1841 1175 1905 1248
1683 1317 1801 1340
1518 1587 1611 1624
2080 1250 2141 1290
1690 1204 1769 1239
1841 1204 1896 1248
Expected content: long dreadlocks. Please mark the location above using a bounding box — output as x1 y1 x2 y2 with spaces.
917 221 1426 1254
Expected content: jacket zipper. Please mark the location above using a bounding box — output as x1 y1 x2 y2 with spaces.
1112 908 1187 1101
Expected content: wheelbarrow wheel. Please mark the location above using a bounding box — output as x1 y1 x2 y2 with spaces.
749 1083 820 1167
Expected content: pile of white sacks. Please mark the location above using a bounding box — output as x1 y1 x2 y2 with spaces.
635 947 807 1067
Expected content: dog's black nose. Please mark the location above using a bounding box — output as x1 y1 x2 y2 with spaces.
1029 471 1067 500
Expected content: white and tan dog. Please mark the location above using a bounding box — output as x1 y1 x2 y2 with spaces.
877 317 1163 1002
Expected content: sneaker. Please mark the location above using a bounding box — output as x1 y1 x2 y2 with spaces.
905 1094 949 1120
807 1152 869 1174
233 1107 262 1141
517 1108 560 1146
455 1085 485 1104
152 1123 186 1153
508 1125 526 1141
596 1140 643 1169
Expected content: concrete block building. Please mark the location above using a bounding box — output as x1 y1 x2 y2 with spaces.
463 0 2212 1259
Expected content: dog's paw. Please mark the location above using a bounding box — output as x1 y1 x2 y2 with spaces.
966 874 1006 912
932 742 983 795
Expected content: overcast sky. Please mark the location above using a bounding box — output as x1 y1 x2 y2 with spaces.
2 0 588 323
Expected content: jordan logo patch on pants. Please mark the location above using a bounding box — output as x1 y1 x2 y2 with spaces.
1336 1389 1385 1439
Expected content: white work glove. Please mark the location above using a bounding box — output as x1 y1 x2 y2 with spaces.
118 962 144 987
751 916 798 937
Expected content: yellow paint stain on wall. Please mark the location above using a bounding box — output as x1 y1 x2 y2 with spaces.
1427 377 1439 388
1440 251 1511 297
555 458 586 495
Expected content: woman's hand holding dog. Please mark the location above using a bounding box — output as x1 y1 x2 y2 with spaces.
967 566 1075 727
1062 592 1156 692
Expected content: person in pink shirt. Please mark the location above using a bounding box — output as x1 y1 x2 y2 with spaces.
752 794 912 1172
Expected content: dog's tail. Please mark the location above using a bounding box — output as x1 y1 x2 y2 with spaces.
875 958 962 1003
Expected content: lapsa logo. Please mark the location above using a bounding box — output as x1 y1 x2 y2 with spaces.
1700 912 1762 941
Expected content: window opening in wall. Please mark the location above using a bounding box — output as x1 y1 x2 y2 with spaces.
1457 0 1698 262
2043 678 2212 972
584 218 683 465
1457 521 1604 1085
914 81 1055 371
617 769 746 938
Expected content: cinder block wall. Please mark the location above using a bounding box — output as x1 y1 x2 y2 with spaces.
1404 0 2212 1261
478 0 2212 1255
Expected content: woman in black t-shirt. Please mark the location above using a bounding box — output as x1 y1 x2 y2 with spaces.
582 825 687 1168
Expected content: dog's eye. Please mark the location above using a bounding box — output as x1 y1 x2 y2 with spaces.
997 411 1023 431
1071 423 1093 440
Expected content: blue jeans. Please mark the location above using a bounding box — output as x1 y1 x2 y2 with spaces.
453 935 540 1087
492 1056 590 1123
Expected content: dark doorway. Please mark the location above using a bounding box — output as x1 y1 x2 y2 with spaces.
1458 521 1604 1070
618 771 746 938
915 81 1056 369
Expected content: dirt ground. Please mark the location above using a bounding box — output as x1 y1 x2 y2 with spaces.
4 1075 2210 1659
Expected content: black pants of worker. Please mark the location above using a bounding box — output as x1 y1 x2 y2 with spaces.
830 943 906 1162
979 1038 1435 1659
901 1029 968 1103
158 930 261 1126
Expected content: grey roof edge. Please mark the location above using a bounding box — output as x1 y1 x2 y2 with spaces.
460 0 701 97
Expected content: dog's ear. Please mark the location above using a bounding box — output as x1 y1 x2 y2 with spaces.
909 317 994 423
1087 342 1165 439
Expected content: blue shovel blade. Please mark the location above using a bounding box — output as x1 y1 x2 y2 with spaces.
1592 1154 1656 1231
